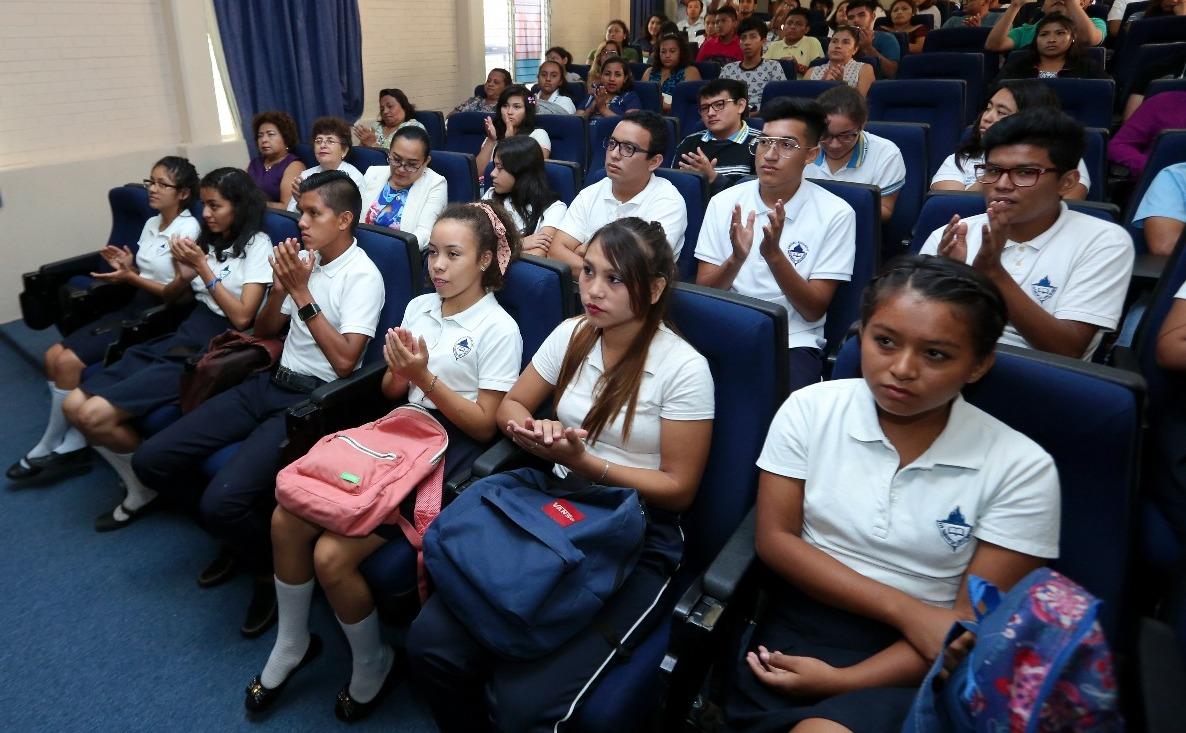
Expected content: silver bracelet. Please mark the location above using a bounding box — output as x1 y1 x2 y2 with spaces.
597 460 610 483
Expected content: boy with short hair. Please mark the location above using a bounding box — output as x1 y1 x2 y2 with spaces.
764 8 826 76
675 78 762 194
721 17 787 110
698 5 744 63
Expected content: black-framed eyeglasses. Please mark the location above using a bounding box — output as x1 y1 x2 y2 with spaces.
603 138 653 158
388 155 423 172
749 136 804 158
973 164 1060 187
697 98 742 115
142 178 178 190
819 130 860 144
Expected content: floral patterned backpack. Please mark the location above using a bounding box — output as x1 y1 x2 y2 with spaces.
902 568 1123 732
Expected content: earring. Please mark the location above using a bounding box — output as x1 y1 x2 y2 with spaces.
481 266 488 271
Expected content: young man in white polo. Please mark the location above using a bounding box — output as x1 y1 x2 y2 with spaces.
549 110 688 267
806 85 905 223
696 97 857 391
675 78 762 196
922 107 1133 361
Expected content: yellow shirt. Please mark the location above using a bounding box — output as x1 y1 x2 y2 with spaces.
763 36 825 76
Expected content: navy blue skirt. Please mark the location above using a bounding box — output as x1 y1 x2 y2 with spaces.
81 306 229 418
61 291 163 366
725 584 918 733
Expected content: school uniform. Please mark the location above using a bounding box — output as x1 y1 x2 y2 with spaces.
407 317 715 732
695 179 856 389
1133 162 1186 229
62 210 200 365
727 378 1060 732
675 124 761 196
920 203 1135 359
558 174 689 255
931 152 1093 193
359 165 448 250
805 131 907 197
132 241 384 570
481 188 568 235
579 90 643 118
679 17 706 43
285 162 365 211
80 232 273 417
538 88 577 115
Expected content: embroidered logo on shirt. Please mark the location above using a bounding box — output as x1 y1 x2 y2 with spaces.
218 263 233 279
1031 276 1058 303
453 336 473 360
936 507 974 551
786 241 808 265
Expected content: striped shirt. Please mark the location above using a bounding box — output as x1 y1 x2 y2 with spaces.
674 123 761 194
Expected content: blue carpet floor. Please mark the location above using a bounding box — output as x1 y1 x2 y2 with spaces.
0 321 436 732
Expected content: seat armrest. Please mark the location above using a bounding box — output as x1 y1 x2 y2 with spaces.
471 437 523 478
674 507 758 635
1140 617 1186 733
1134 253 1168 284
36 252 106 278
286 362 391 454
1110 345 1139 374
308 361 388 407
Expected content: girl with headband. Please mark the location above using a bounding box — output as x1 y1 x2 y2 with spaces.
245 202 524 722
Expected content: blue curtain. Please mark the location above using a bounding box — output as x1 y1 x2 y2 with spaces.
631 0 664 45
213 0 364 144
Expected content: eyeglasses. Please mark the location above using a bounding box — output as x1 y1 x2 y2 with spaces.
697 98 741 115
973 164 1060 187
142 178 178 190
819 130 860 144
603 138 653 158
312 136 345 147
388 155 423 172
749 136 804 157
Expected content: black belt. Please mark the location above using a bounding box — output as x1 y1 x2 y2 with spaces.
272 366 327 394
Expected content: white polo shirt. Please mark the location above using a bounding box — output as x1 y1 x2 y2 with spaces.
286 162 366 212
1177 281 1186 300
695 179 856 348
557 174 689 256
481 188 569 235
805 131 906 196
931 152 1093 194
190 231 274 317
758 378 1060 607
533 318 715 479
400 291 523 409
920 204 1135 360
539 89 577 115
135 210 201 285
278 241 384 383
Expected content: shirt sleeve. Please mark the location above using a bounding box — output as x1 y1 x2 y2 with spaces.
1107 97 1165 178
931 153 969 186
876 142 907 195
1051 224 1134 330
531 318 580 385
874 32 900 61
242 233 276 284
658 347 715 421
1075 158 1092 193
476 313 524 392
336 266 385 337
1107 0 1129 21
918 224 944 256
530 128 552 152
651 181 690 256
539 200 569 230
755 391 812 479
974 439 1061 559
556 185 596 244
694 191 733 266
1134 166 1186 225
810 200 857 281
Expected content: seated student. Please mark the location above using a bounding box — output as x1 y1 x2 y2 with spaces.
680 0 708 41
358 126 446 249
449 69 511 116
62 168 271 531
352 88 426 150
247 111 307 210
1130 0 1186 23
726 255 1060 733
546 46 583 84
806 85 906 222
845 0 900 78
577 56 643 120
587 20 642 63
886 0 929 54
985 0 1106 54
921 108 1133 360
286 117 366 212
675 78 762 195
696 97 856 391
738 0 759 22
483 136 568 256
1133 162 1186 256
722 18 788 110
476 85 553 174
1108 91 1186 180
533 60 579 114
942 0 1005 28
243 201 523 720
698 5 745 63
551 111 688 268
6 157 201 483
932 80 1092 200
994 12 1108 81
132 171 383 637
829 0 851 30
640 12 669 56
804 26 876 95
764 8 826 76
407 216 715 733
767 1 791 44
588 40 626 93
642 32 703 113
914 0 943 27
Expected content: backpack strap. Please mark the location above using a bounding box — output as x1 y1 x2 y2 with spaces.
390 456 444 604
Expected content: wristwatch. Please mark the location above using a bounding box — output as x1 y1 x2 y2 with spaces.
297 302 322 322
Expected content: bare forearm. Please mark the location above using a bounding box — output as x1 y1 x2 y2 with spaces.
988 270 1091 357
128 272 167 298
838 639 930 691
766 254 830 322
1066 2 1103 45
696 257 743 290
415 374 498 441
253 290 288 338
985 3 1020 50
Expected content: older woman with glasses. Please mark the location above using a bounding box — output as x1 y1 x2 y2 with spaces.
286 117 367 212
358 126 447 249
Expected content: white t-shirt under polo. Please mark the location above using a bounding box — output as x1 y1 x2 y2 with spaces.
695 179 856 348
481 187 568 235
135 210 201 285
920 204 1134 360
557 174 689 256
399 291 523 409
931 153 1093 193
190 231 274 317
533 318 715 479
805 131 906 196
758 378 1060 607
278 241 384 383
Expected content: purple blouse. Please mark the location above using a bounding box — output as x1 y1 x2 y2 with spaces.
247 152 299 202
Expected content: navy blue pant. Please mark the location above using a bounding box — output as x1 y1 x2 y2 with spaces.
789 347 823 394
133 372 308 573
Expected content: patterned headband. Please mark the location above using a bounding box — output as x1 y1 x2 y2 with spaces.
473 202 512 275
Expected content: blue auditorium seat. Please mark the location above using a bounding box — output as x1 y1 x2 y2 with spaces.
443 111 491 155
1124 130 1186 254
634 81 663 113
427 150 480 203
587 116 679 171
897 52 985 126
758 80 841 113
535 114 589 172
1039 78 1115 131
1148 78 1186 98
413 111 447 150
291 143 317 168
564 81 588 101
921 27 1001 80
671 80 709 139
865 121 930 255
628 62 649 81
345 145 387 171
1116 20 1186 98
545 160 581 205
867 79 966 178
694 61 721 80
569 63 591 80
1082 126 1107 202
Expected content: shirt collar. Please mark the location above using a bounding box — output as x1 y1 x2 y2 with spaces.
745 178 811 224
152 209 194 237
313 238 360 278
600 175 656 207
422 290 499 330
700 123 756 144
1002 202 1068 252
847 380 985 470
584 322 671 376
813 131 870 170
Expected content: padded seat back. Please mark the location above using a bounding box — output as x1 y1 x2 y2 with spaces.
413 111 447 150
427 151 480 203
444 111 491 155
865 121 930 254
867 79 965 177
1040 78 1115 131
545 160 581 205
345 146 388 171
108 184 156 249
535 114 589 172
264 209 301 246
495 254 576 368
897 52 985 125
354 224 421 363
671 80 710 139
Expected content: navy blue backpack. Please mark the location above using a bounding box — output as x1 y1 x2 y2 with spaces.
423 467 647 660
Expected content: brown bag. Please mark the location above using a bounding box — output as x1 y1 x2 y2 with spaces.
178 330 285 413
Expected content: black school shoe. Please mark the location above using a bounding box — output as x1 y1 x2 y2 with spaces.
244 634 324 713
241 579 278 638
197 546 238 588
333 650 399 723
5 447 92 482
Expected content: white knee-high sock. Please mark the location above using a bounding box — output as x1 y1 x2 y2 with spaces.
28 384 74 458
55 427 87 454
338 610 394 703
260 577 315 688
94 446 157 517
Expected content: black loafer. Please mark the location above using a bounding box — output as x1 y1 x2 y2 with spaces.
241 579 278 638
333 651 398 723
244 634 324 713
197 546 238 588
6 447 92 481
94 497 158 533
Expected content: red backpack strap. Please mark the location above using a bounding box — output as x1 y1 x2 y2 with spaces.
390 456 445 604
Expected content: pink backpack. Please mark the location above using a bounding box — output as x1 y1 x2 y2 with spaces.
276 405 448 600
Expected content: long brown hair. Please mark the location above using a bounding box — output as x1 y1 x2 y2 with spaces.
555 218 676 444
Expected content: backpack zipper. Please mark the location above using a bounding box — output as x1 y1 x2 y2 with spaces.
333 435 400 460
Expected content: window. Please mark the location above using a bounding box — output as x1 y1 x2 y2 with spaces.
207 33 238 139
483 0 549 83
